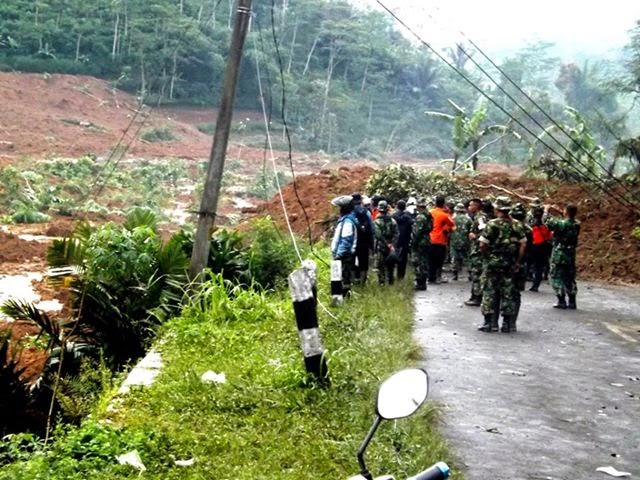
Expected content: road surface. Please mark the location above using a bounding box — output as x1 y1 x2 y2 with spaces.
415 280 640 480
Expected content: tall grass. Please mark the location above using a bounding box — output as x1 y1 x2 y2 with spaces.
0 268 455 479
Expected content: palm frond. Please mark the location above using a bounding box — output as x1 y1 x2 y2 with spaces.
0 299 63 348
124 207 159 232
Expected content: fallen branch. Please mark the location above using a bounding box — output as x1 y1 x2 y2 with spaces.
471 183 537 202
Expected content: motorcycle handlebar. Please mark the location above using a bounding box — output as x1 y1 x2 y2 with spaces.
406 462 450 480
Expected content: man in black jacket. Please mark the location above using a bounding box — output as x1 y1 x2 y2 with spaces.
392 199 414 280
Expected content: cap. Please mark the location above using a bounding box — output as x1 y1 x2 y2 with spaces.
351 192 362 203
454 202 466 213
416 198 427 207
331 195 353 207
530 197 542 207
495 195 512 211
378 200 389 211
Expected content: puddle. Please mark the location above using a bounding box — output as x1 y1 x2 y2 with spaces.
0 272 64 320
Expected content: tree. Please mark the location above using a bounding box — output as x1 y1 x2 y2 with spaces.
426 99 521 171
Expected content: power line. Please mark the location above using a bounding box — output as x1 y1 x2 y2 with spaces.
375 1 639 212
454 34 639 204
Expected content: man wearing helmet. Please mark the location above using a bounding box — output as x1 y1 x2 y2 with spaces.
374 200 399 286
478 196 527 333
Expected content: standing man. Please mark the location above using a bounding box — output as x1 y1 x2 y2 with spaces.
411 198 433 291
465 198 490 306
351 193 375 286
450 202 472 281
331 195 358 298
510 202 533 326
478 196 527 333
528 206 552 292
374 200 398 286
545 203 581 309
392 199 414 280
428 195 455 284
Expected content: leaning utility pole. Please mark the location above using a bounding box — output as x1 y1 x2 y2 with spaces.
189 0 252 280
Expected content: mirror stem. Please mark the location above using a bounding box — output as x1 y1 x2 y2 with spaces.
357 415 383 480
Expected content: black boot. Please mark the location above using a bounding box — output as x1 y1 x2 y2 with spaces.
478 314 494 332
414 281 427 291
464 295 481 306
491 314 499 332
501 315 516 333
452 271 459 281
553 295 567 309
567 295 576 309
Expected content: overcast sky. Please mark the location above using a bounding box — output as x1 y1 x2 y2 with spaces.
359 0 640 58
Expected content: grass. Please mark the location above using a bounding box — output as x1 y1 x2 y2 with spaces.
0 266 455 479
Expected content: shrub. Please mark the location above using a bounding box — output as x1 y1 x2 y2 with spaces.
140 127 177 143
196 122 216 134
246 217 298 290
366 165 469 204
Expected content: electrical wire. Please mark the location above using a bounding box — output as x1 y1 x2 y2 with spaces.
436 14 639 204
375 1 639 212
253 19 338 321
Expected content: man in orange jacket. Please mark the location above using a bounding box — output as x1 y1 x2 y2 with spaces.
428 195 455 284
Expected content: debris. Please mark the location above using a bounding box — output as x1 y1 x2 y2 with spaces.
596 466 631 477
610 383 625 387
500 370 527 377
201 370 226 384
174 458 195 467
116 450 146 472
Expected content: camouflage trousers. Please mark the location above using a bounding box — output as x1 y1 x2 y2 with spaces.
450 246 468 274
468 252 483 297
412 247 429 285
481 269 519 316
550 262 577 296
376 251 395 285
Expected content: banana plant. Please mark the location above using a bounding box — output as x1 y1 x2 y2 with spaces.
426 99 521 171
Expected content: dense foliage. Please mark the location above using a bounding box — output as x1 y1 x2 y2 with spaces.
0 271 454 479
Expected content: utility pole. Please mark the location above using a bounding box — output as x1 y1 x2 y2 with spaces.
189 0 252 280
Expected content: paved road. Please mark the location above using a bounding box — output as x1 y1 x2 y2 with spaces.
414 280 640 480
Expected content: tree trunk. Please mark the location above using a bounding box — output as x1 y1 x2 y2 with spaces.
302 34 320 76
112 13 120 59
75 33 82 62
360 57 370 93
471 139 480 170
286 19 298 75
169 51 178 100
319 44 335 141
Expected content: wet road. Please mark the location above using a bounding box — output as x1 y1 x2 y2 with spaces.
414 280 640 480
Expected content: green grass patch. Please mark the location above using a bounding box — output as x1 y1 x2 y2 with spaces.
0 270 455 479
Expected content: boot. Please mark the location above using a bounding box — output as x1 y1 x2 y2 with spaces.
553 295 567 309
478 314 493 332
464 295 481 306
567 295 576 310
452 271 459 281
414 280 427 291
491 314 499 332
501 315 515 333
510 316 517 332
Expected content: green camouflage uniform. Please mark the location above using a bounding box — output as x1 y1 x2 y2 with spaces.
546 217 581 296
468 212 490 298
479 217 527 317
450 213 472 276
411 210 433 287
375 213 399 285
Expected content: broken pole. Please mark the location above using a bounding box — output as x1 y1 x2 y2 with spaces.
189 0 253 280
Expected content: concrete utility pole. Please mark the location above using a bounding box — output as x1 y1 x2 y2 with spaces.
189 0 252 280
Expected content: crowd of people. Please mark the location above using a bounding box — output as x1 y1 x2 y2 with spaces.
330 192 581 333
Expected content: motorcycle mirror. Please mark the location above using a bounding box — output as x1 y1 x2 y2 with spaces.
376 368 428 420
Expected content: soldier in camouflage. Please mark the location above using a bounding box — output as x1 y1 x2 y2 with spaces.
450 202 472 281
510 202 533 327
374 200 399 286
478 196 527 333
544 203 581 309
411 198 433 291
465 198 492 306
